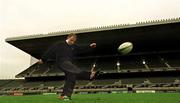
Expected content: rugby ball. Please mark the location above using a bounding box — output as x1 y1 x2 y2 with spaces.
118 42 133 55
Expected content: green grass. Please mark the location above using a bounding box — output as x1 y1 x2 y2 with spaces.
0 93 180 103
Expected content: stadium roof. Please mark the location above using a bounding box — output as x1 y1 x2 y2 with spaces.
5 17 180 59
6 17 180 41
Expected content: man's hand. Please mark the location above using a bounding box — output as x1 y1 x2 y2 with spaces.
37 59 43 64
90 43 96 48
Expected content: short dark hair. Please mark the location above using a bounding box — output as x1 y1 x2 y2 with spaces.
67 33 77 39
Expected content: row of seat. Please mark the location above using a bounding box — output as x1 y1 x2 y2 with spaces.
16 53 180 78
0 78 179 92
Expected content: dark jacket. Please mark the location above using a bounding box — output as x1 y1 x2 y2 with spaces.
41 41 75 63
41 41 92 64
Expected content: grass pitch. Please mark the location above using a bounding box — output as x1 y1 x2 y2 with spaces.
0 93 180 103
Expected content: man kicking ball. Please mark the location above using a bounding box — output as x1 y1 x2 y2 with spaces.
38 33 98 100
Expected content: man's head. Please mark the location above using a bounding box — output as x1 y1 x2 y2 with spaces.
66 33 77 45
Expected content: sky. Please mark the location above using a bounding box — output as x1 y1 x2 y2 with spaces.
0 0 180 79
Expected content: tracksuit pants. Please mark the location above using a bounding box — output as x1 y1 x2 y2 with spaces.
59 61 90 97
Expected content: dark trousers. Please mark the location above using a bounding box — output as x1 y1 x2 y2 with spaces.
62 71 76 97
59 61 90 97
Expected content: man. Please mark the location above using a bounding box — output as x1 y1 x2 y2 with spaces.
38 33 97 100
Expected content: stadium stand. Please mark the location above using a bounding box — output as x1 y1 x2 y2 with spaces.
1 18 180 95
1 52 180 95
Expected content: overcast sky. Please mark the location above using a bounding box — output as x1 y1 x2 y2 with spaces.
0 0 180 79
